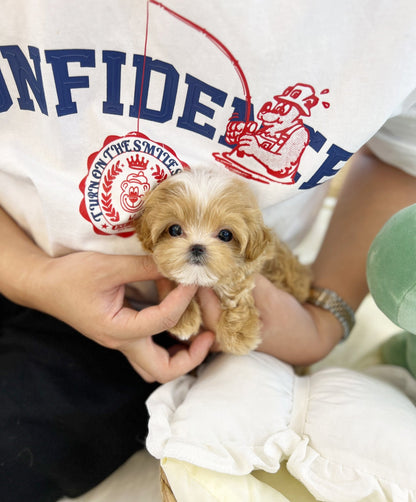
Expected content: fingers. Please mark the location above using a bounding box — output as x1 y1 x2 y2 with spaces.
156 277 176 301
92 254 216 381
123 330 215 383
113 283 198 340
197 287 221 333
106 254 162 284
129 360 156 383
164 331 214 381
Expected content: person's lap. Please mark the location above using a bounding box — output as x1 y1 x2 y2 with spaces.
0 295 157 502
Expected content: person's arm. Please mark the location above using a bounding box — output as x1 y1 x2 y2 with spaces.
199 147 416 364
0 206 214 382
312 146 416 310
260 147 416 363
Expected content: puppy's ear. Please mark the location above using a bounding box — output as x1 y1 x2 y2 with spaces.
134 207 154 253
244 224 274 262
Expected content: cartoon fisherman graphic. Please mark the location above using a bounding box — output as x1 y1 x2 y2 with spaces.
215 83 323 185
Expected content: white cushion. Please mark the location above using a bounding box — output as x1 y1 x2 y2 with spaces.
146 352 416 502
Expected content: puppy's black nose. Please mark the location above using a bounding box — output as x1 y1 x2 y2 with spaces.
190 244 206 258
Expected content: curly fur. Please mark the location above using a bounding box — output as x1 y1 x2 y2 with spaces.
134 167 312 355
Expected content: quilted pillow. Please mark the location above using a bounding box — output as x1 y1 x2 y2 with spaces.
146 352 416 502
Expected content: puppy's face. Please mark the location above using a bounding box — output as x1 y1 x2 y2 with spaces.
135 170 272 287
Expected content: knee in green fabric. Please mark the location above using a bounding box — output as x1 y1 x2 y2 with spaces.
381 331 416 378
367 204 416 333
367 204 416 376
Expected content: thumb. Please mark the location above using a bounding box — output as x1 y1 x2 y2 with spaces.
113 284 198 340
106 254 162 284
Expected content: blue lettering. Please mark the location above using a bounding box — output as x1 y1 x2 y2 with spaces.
300 144 353 189
90 210 103 222
294 126 328 183
121 139 131 151
177 74 227 139
89 201 100 211
143 141 156 156
88 180 100 193
102 50 126 115
102 147 115 160
94 158 107 171
0 67 12 112
111 142 124 155
304 124 327 153
92 169 103 180
160 151 170 165
130 55 179 123
109 139 131 155
88 179 101 220
133 139 142 151
45 49 95 116
166 158 178 170
154 146 163 159
0 45 47 114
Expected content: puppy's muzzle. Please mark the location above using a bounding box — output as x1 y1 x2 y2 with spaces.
189 244 206 265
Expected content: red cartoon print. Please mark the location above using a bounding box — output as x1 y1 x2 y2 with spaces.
79 131 188 237
214 83 329 185
119 161 152 214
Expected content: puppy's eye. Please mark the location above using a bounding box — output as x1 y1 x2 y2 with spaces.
217 229 233 242
168 224 183 237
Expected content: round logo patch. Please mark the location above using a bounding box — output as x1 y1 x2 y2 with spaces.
79 131 188 237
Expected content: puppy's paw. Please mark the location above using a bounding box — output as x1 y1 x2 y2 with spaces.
216 309 261 355
169 298 202 340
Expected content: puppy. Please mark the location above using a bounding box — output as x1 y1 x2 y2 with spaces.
134 168 312 355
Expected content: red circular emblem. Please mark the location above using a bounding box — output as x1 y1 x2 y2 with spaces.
79 131 189 237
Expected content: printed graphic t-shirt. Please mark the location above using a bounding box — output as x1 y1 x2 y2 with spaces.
1 0 416 301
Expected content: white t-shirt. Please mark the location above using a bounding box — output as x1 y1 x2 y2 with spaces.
0 0 415 299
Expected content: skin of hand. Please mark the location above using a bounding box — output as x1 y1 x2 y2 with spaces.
198 147 416 365
197 281 339 365
36 252 215 383
0 209 214 383
1 148 414 375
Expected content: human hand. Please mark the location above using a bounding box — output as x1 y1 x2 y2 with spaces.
197 275 342 365
252 275 344 364
32 252 214 382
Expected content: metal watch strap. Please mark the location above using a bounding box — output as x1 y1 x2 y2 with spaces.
307 286 356 342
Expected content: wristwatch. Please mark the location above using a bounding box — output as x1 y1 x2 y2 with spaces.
307 286 356 342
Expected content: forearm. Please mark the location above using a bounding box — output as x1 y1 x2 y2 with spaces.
0 206 49 308
313 148 416 305
255 147 416 365
311 147 416 339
